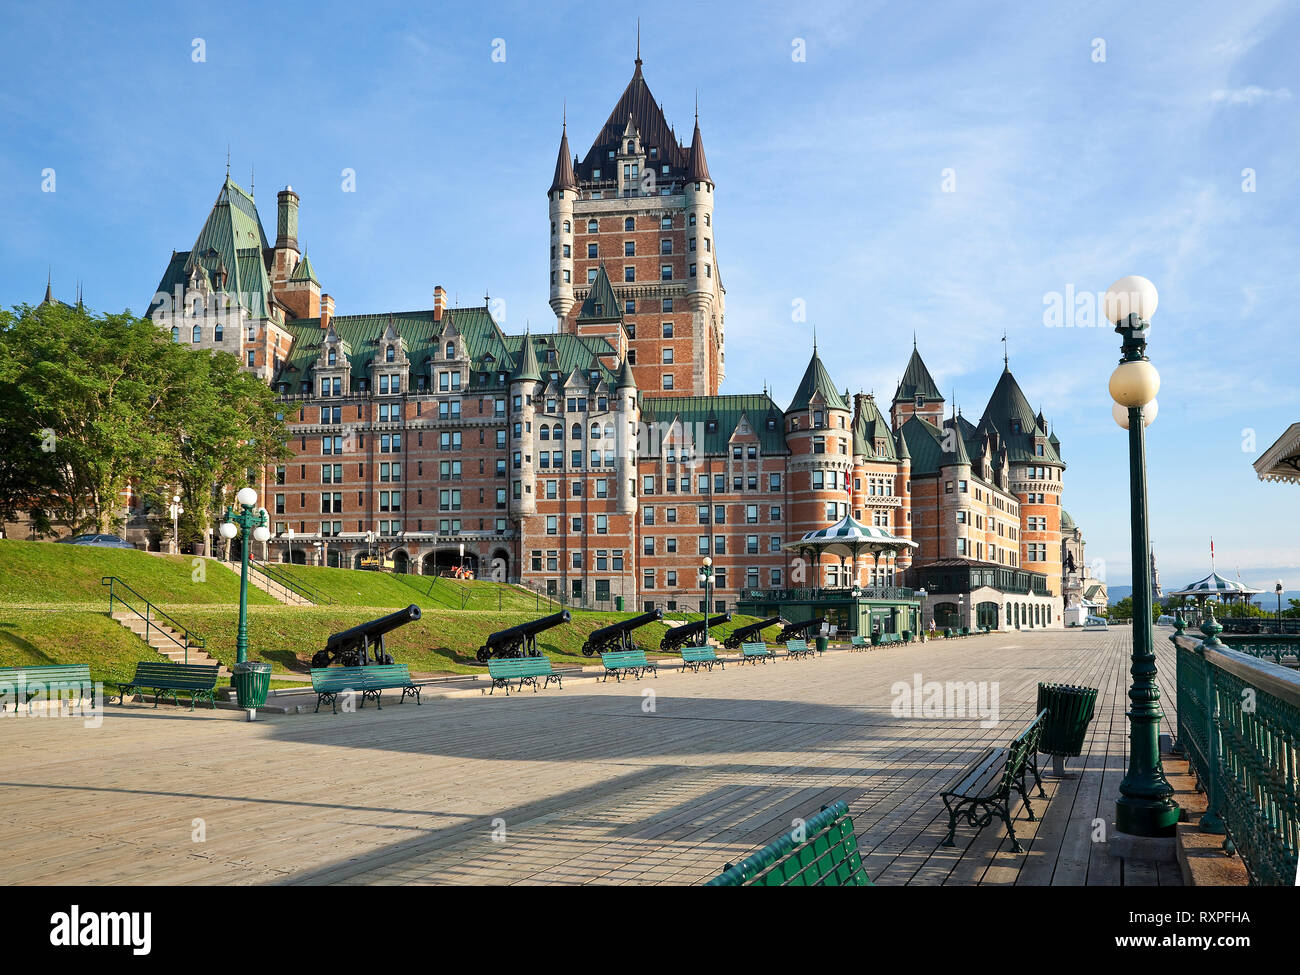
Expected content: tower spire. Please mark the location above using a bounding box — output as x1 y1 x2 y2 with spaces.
226 145 230 179
636 18 641 66
1002 329 1008 368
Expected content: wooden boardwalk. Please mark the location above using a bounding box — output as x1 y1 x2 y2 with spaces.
0 627 1182 885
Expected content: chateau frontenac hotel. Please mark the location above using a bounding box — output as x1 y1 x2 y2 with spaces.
144 54 1087 632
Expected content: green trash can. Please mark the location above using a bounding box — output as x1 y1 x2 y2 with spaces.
232 661 272 719
1036 682 1098 775
870 631 882 647
816 636 829 654
902 629 912 643
615 595 624 612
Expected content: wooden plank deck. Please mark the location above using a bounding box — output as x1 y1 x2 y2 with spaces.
0 626 1180 885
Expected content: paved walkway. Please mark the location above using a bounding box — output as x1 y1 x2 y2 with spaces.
0 627 1182 885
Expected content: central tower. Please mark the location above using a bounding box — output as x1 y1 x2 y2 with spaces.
547 49 725 397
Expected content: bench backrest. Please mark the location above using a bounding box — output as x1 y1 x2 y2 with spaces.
311 664 411 691
602 649 648 667
706 801 872 886
850 635 866 646
741 642 769 655
487 656 553 677
998 710 1048 794
785 639 807 652
0 664 93 684
681 646 717 661
131 662 220 687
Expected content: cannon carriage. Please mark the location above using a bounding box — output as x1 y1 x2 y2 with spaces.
722 616 783 650
659 613 732 653
312 604 421 669
476 610 571 662
776 616 826 644
581 609 663 657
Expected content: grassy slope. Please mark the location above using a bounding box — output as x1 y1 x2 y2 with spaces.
0 539 274 606
263 563 551 612
0 610 161 682
171 606 765 676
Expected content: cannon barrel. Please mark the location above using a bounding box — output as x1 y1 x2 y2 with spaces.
660 613 732 651
777 616 826 642
478 609 572 662
582 609 663 656
314 604 421 668
723 616 783 649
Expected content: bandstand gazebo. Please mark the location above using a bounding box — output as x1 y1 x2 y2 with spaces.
1168 571 1263 620
738 514 921 639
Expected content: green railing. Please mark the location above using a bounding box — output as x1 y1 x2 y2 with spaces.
1174 614 1300 885
252 560 333 605
1221 636 1300 667
739 586 916 602
101 576 204 666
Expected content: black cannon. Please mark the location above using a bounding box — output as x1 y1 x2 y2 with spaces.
776 616 826 643
660 613 732 652
722 616 783 650
581 609 663 657
477 610 571 662
312 604 421 668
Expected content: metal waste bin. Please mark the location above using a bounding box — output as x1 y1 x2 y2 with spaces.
232 661 272 717
615 595 624 612
816 636 829 654
1036 682 1098 774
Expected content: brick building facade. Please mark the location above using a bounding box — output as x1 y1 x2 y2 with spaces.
139 55 1077 630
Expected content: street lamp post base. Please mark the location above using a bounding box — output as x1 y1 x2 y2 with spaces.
1114 797 1180 837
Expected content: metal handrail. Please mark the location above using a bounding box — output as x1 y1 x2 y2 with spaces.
251 560 333 605
100 576 204 665
1175 625 1300 885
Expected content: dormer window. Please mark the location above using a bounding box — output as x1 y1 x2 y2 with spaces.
327 348 337 366
446 342 454 358
1011 419 1022 434
385 346 395 362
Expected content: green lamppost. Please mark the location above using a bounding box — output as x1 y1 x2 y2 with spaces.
699 557 714 646
219 486 270 665
1105 274 1179 837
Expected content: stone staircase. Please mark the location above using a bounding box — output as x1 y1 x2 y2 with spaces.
111 612 230 677
209 557 313 606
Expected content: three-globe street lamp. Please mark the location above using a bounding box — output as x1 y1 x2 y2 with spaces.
1277 580 1285 629
699 557 714 646
219 487 270 665
286 527 295 566
1105 274 1179 838
168 493 184 555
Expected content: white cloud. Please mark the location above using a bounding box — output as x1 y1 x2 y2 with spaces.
1210 85 1292 106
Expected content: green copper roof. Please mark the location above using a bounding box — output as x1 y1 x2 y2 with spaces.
510 330 542 382
578 264 621 322
851 396 896 460
640 393 788 455
899 415 947 475
893 346 944 404
941 417 971 466
149 177 273 320
615 356 636 388
787 349 849 413
1061 509 1076 532
290 253 319 284
977 367 1063 466
894 429 911 461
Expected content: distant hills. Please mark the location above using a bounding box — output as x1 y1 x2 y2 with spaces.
1107 585 1300 607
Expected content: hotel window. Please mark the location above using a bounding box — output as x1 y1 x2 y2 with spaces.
587 218 598 233
644 537 654 555
546 516 557 535
624 217 634 231
644 570 655 590
662 374 674 390
624 266 635 282
660 264 672 280
662 348 673 364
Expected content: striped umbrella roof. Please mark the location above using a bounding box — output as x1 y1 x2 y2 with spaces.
783 514 918 558
1168 571 1263 597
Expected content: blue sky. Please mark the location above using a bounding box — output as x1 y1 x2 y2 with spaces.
2 0 1298 589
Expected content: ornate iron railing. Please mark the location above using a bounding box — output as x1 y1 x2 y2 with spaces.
1174 615 1300 885
101 576 204 665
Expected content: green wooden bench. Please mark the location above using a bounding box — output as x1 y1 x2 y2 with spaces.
705 801 872 886
939 710 1047 853
112 662 220 710
600 649 657 682
311 664 421 713
878 632 903 647
740 641 773 664
487 656 562 695
784 639 813 661
848 635 869 652
0 664 94 713
680 646 723 673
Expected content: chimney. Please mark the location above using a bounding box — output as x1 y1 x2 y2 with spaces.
276 187 300 250
433 285 447 322
320 293 334 330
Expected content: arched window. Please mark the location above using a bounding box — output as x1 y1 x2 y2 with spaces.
563 220 571 233
571 423 582 440
328 348 337 366
539 426 549 441
603 422 614 439
171 326 180 343
624 217 634 231
552 423 562 440
590 423 601 439
192 324 202 343
587 219 598 233
214 323 223 342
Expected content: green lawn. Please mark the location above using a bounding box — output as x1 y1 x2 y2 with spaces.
0 610 161 683
0 539 275 607
261 562 553 612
